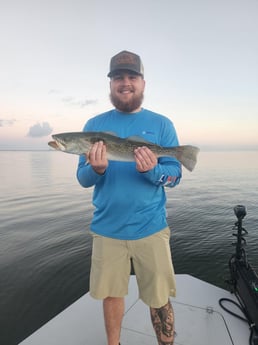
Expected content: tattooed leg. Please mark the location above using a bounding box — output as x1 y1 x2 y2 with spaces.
150 300 175 345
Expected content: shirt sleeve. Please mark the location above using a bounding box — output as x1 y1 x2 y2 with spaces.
139 118 182 188
77 155 106 188
139 158 181 187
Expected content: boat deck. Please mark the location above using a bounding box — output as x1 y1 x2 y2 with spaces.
20 274 250 345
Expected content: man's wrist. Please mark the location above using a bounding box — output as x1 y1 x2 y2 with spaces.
93 167 106 175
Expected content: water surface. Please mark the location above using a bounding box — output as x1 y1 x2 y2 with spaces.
0 150 257 344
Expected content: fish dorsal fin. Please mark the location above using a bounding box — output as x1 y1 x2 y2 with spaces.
102 131 118 137
127 135 151 144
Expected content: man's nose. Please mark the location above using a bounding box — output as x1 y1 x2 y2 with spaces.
121 76 131 84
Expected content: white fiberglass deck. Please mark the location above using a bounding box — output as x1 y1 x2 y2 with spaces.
20 275 250 345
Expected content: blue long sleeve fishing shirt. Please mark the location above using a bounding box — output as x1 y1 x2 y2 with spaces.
77 108 181 240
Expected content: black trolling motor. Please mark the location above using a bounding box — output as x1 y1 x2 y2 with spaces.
224 205 258 345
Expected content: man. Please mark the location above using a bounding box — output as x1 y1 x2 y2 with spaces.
77 50 181 345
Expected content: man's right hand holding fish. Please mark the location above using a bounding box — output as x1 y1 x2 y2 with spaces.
87 140 108 175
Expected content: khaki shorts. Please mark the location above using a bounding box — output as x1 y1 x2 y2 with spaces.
90 227 176 308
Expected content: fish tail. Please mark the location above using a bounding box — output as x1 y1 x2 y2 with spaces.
174 145 200 172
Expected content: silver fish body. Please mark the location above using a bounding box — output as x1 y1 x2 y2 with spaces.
48 131 200 172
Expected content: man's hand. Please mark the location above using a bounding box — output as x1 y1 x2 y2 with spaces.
134 146 158 172
87 141 108 175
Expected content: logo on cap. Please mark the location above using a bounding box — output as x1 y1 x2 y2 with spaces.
114 52 137 65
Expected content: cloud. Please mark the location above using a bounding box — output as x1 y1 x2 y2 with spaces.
27 122 53 137
79 99 98 107
48 89 62 95
62 96 75 103
62 97 97 107
0 119 16 127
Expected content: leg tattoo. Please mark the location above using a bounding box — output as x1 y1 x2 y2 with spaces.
150 300 174 345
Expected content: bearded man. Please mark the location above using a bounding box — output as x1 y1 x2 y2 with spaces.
77 50 181 345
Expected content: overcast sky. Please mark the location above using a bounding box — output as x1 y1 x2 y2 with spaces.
0 0 257 150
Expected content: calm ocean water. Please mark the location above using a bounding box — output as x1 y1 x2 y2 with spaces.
1 150 258 345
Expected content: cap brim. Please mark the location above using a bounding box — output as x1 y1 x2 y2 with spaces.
107 69 143 78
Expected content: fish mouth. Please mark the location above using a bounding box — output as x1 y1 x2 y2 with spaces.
49 136 67 151
48 141 60 150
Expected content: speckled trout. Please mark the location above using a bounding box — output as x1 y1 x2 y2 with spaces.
48 131 200 171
